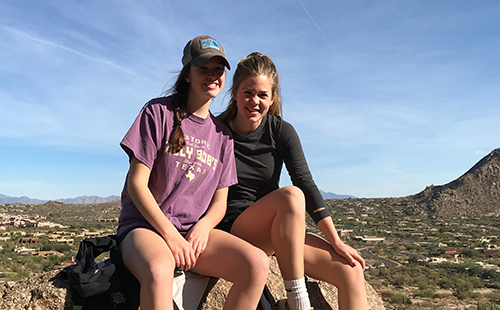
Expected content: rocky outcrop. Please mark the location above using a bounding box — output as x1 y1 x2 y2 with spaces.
198 256 385 310
0 257 384 310
0 270 70 310
408 148 500 218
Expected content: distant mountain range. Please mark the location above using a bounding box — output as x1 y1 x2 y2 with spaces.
4 146 498 210
1 190 353 205
319 190 356 200
0 194 120 205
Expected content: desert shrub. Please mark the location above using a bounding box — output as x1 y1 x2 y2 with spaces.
391 243 401 252
462 248 479 258
483 269 500 281
41 242 73 252
490 281 500 290
477 300 500 310
414 288 438 298
417 279 430 290
389 293 412 304
485 290 500 301
470 276 486 289
392 276 407 288
405 243 420 251
454 277 473 299
408 255 419 265
6 270 28 281
469 265 485 277
438 276 455 289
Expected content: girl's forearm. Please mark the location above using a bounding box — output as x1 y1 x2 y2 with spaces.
317 216 342 246
196 187 228 229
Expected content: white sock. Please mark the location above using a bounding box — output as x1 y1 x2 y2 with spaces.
284 277 311 310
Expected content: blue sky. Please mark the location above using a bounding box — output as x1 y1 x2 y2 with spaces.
1 0 499 200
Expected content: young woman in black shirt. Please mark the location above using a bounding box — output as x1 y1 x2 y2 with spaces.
217 52 368 310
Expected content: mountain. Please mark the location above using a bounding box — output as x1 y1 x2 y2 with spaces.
0 194 120 205
55 195 121 204
0 194 47 205
320 189 356 200
407 148 500 218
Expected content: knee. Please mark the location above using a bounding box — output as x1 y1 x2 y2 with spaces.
278 186 306 217
256 250 270 282
338 262 366 288
248 248 270 284
141 259 175 290
236 248 269 286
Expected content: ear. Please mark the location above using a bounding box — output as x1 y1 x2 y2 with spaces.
185 74 191 83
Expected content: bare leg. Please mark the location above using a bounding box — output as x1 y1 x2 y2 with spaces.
304 233 368 310
119 228 175 310
230 186 306 280
192 229 269 310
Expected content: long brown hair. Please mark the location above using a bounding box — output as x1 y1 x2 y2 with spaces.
166 64 190 154
218 52 282 124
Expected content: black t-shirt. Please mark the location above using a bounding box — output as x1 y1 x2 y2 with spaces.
225 114 331 224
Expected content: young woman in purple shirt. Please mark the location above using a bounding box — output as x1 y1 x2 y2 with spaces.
117 37 268 310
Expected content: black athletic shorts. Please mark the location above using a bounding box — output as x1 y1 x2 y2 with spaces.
215 214 239 233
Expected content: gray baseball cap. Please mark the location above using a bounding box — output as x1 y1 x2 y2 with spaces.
182 35 231 69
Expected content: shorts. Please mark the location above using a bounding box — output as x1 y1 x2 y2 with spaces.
215 214 239 233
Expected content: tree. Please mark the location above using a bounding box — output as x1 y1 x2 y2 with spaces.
408 255 419 265
469 265 484 277
454 277 473 300
462 248 479 258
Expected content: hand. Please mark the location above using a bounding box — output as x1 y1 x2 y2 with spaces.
185 220 212 260
333 240 366 271
164 233 197 271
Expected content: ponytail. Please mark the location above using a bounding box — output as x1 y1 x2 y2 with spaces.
166 64 190 154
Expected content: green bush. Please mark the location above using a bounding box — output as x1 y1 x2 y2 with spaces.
389 293 412 304
454 278 473 300
485 290 500 301
408 255 419 265
462 248 479 258
392 276 407 288
469 265 484 277
6 270 28 281
470 276 486 289
483 269 500 281
438 276 454 289
414 288 438 298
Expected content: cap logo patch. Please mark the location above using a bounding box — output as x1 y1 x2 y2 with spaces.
200 38 220 51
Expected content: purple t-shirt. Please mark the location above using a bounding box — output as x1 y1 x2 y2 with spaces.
117 96 237 240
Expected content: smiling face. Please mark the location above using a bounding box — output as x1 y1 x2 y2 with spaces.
232 74 275 134
187 56 226 103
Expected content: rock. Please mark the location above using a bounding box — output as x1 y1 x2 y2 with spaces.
0 257 384 310
0 270 70 310
198 256 385 310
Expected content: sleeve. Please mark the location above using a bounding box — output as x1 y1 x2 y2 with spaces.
120 101 166 170
217 135 238 189
279 120 331 224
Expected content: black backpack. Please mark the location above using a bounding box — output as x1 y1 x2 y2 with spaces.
64 235 268 310
256 285 273 310
63 235 141 310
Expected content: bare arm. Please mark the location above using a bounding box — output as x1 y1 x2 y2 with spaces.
127 156 196 270
317 216 365 270
186 187 229 259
